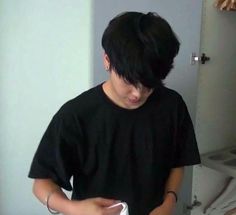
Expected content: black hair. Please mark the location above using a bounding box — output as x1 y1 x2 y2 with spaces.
101 11 180 88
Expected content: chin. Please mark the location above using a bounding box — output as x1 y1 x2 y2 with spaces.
126 101 144 109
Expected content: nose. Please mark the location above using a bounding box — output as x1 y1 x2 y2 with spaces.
130 86 142 99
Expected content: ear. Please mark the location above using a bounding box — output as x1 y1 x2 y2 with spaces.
103 52 110 71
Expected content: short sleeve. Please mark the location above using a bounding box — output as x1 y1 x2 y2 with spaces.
28 111 83 191
172 96 201 167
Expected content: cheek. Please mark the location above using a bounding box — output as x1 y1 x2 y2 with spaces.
146 91 153 97
116 82 131 95
117 87 130 98
145 89 154 97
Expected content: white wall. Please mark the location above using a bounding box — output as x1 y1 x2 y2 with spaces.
0 1 92 214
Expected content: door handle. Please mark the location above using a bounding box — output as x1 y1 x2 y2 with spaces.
191 52 210 65
200 53 210 64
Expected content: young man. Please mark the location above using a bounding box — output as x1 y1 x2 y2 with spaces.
29 12 201 215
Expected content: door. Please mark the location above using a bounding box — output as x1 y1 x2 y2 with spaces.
191 0 236 215
92 1 203 214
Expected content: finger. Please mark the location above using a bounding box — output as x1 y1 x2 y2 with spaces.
94 197 120 207
104 204 123 215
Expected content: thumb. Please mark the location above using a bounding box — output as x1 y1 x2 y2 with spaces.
94 197 121 207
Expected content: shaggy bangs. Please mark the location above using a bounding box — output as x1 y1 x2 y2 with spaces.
102 11 180 89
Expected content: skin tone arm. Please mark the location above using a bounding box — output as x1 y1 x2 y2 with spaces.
32 179 123 215
149 167 184 215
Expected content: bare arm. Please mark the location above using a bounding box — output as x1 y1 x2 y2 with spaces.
32 179 123 215
164 167 184 204
33 179 72 214
149 167 184 215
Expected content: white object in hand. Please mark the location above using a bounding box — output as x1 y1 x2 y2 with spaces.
108 202 129 215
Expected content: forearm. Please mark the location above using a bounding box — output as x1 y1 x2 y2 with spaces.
163 167 184 205
32 179 122 215
149 167 184 215
33 179 72 214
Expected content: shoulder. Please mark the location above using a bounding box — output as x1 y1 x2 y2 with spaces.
155 86 184 106
148 86 190 120
55 84 103 119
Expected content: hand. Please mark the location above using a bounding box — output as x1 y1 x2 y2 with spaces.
66 197 123 215
149 203 174 215
149 196 176 215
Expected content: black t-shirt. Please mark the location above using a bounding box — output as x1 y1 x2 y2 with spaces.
29 84 200 215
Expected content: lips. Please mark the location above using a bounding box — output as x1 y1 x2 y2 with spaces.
128 98 140 104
